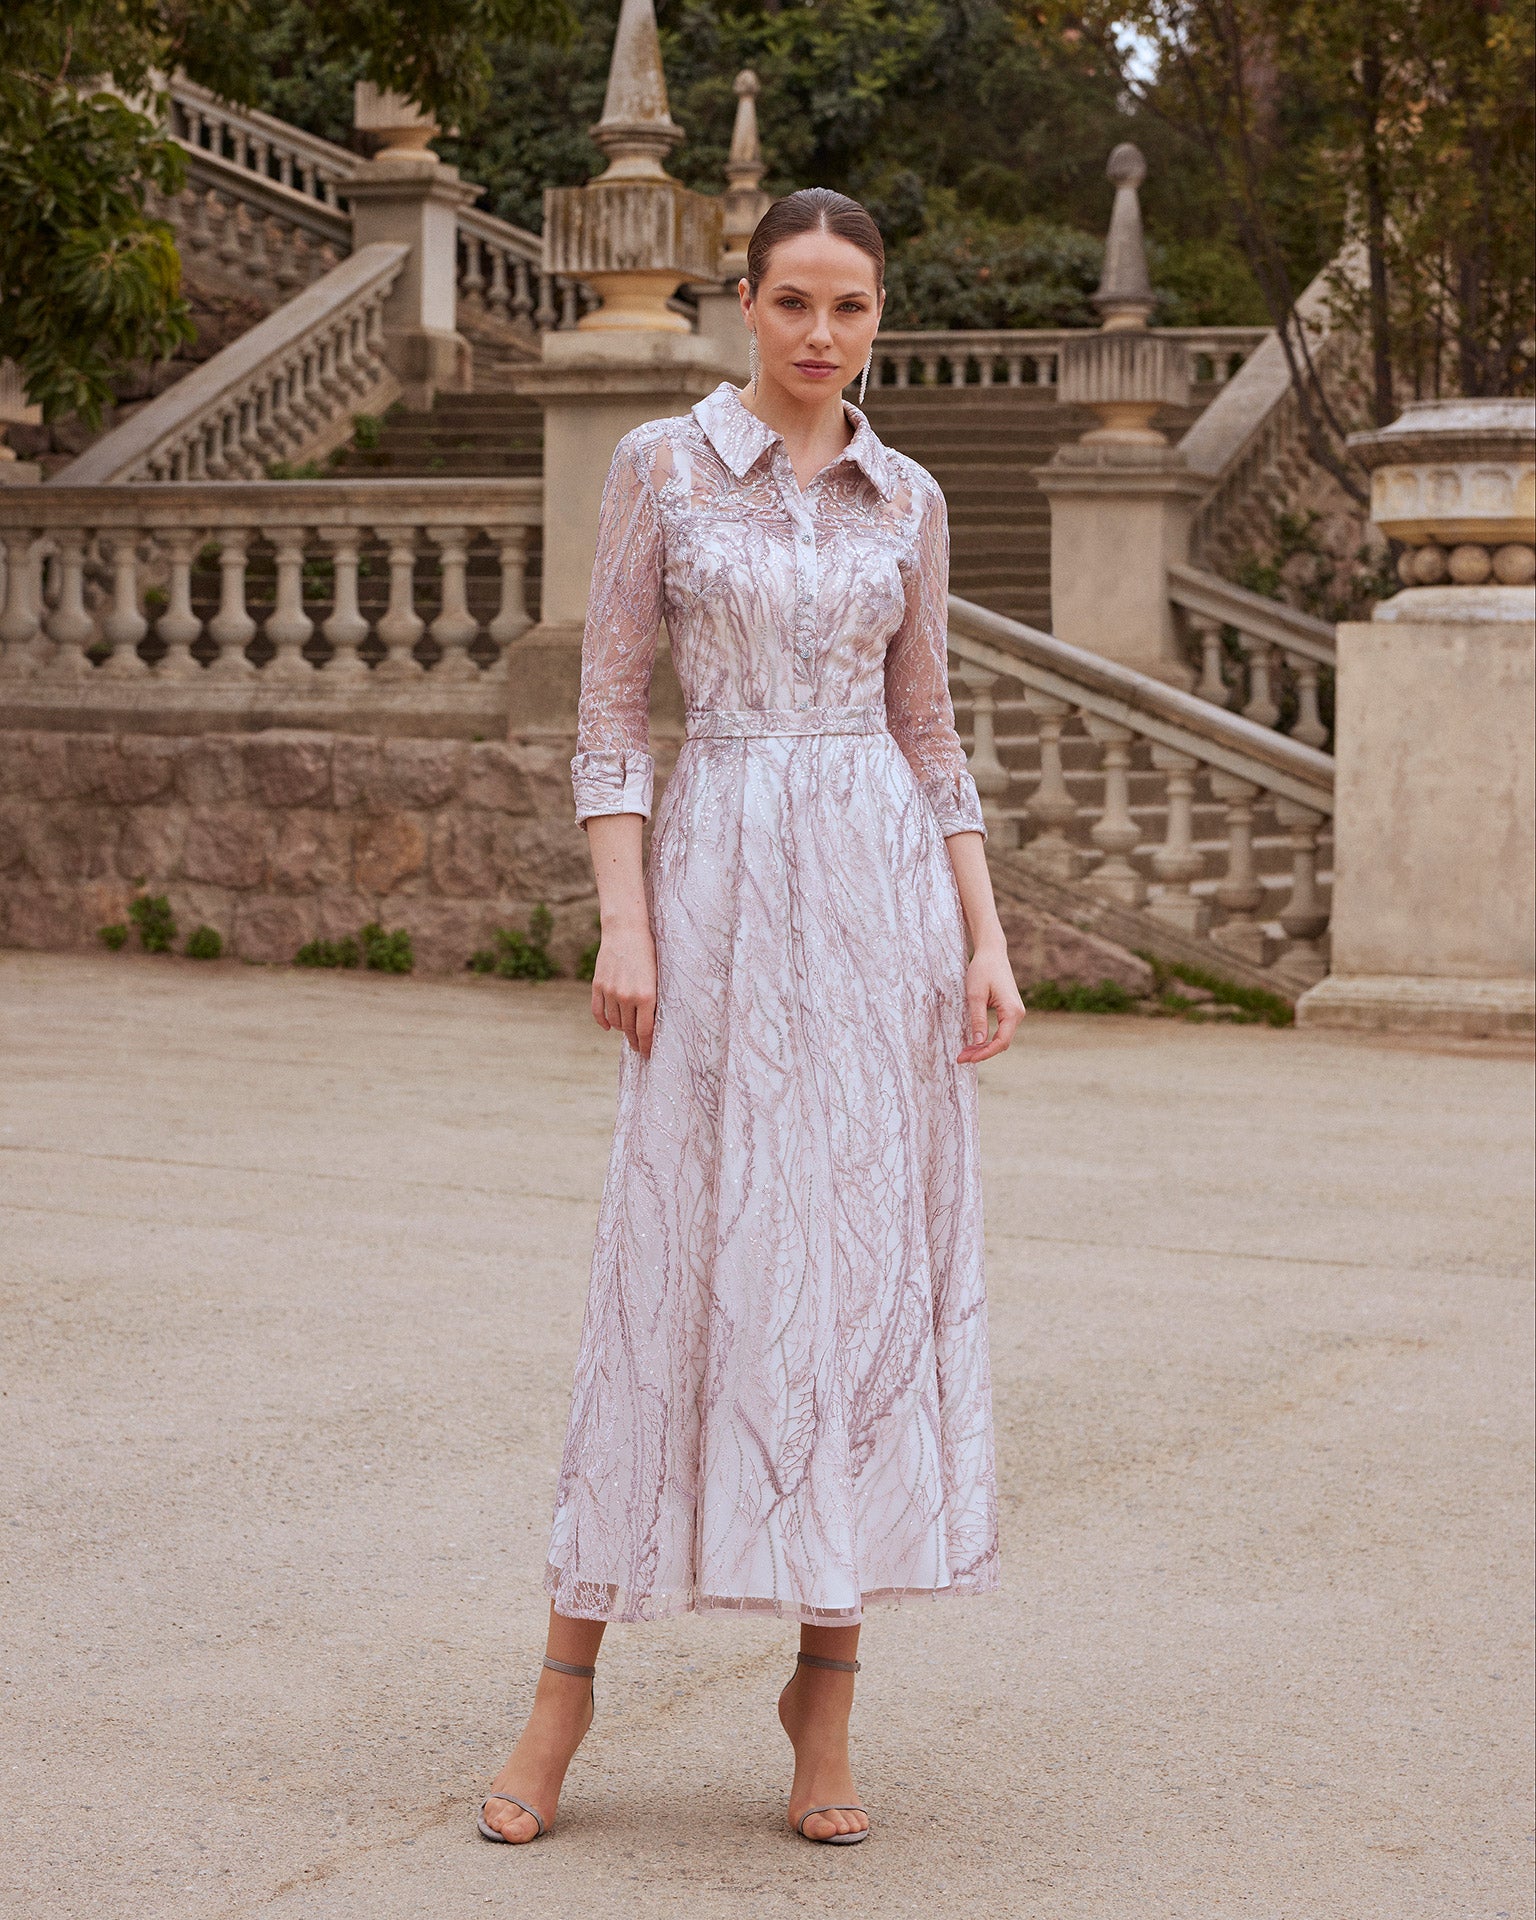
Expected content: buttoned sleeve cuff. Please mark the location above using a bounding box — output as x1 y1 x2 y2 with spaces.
571 748 655 827
923 764 987 839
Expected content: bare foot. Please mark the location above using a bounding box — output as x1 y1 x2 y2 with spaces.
481 1669 595 1843
778 1663 869 1841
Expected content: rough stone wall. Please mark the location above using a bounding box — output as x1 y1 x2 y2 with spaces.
0 727 677 975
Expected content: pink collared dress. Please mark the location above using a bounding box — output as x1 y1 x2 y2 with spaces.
544 379 1000 1627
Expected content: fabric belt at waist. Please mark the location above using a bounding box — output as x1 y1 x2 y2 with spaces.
684 704 889 740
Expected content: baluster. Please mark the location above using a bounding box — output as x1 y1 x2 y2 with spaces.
206 530 257 675
1207 773 1273 964
155 532 203 679
487 246 511 318
45 529 96 669
251 136 271 179
1006 353 1024 386
374 525 424 677
183 187 214 255
316 527 373 682
921 354 940 386
215 193 244 269
1021 690 1082 880
1236 628 1280 728
427 525 481 680
955 661 1016 846
460 235 486 311
1286 649 1328 748
1081 716 1146 904
1147 746 1211 934
485 526 531 659
511 259 533 326
893 357 910 390
272 222 303 294
99 532 148 676
1273 800 1329 988
559 281 580 329
0 531 42 670
277 148 294 189
245 214 272 291
296 161 314 199
532 274 557 331
1189 614 1231 707
265 529 314 679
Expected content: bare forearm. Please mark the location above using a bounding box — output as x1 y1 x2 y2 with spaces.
582 812 649 930
944 830 1007 956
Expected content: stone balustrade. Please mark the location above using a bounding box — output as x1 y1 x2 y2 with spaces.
456 208 591 333
869 328 1266 394
1167 562 1336 748
147 146 352 311
52 245 409 487
168 74 355 208
0 478 541 738
947 593 1334 991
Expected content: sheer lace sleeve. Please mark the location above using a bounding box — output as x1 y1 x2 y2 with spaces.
884 476 986 839
570 430 664 828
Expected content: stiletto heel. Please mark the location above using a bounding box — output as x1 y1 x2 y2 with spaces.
477 1657 598 1842
783 1651 870 1845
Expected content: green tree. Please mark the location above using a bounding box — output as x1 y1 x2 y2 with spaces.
1 0 570 424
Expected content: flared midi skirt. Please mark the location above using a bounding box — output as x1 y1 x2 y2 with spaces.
545 709 1000 1626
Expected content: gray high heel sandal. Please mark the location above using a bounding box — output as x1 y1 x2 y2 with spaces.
477 1656 597 1843
786 1651 871 1846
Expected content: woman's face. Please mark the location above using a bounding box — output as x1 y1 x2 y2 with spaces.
739 228 884 404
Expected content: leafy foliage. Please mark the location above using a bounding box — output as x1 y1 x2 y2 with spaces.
469 904 559 980
98 923 129 951
360 921 414 972
128 891 177 954
295 935 362 967
1025 978 1142 1013
185 925 224 959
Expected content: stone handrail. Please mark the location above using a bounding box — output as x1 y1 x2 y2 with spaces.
947 592 1333 990
51 245 409 486
1167 562 1335 747
167 73 357 207
0 477 541 736
872 327 1268 392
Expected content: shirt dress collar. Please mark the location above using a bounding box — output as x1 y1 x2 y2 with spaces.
692 380 898 502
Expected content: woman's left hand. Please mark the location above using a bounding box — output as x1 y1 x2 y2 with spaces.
957 941 1026 1063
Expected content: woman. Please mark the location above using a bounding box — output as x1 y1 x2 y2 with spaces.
479 187 1025 1850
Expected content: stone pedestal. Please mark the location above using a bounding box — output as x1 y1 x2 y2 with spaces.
345 156 476 409
506 330 735 732
1038 445 1206 686
691 283 751 379
1298 398 1536 1038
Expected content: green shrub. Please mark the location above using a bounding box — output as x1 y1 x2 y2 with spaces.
185 925 223 960
469 903 558 981
361 921 413 973
1136 952 1294 1027
98 923 128 951
128 892 176 954
1025 978 1140 1014
351 412 384 450
266 457 326 479
294 935 361 969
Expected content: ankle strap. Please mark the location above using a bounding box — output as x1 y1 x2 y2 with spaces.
796 1651 860 1673
542 1656 598 1679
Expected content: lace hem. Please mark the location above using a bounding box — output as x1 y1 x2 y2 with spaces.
924 765 988 838
572 747 655 826
543 1557 1001 1628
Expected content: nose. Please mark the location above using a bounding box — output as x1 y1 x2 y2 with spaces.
805 305 834 349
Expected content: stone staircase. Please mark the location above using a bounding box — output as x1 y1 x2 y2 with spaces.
330 392 544 480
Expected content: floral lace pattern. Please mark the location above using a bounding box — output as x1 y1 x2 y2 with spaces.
546 382 999 1626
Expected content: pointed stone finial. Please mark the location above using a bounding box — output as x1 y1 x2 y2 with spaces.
1093 143 1155 332
589 0 684 182
720 70 773 274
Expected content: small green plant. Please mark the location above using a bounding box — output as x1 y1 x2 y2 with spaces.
352 412 384 450
195 541 221 571
294 935 361 969
1025 978 1140 1014
128 891 176 954
361 921 413 973
143 586 168 614
266 457 326 479
98 923 128 951
470 904 559 981
1136 952 1294 1027
185 925 223 960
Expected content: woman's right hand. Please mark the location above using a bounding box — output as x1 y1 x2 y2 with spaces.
591 917 657 1057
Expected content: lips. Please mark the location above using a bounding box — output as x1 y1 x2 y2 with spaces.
794 361 839 377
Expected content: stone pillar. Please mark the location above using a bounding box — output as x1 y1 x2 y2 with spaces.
1298 399 1536 1038
692 70 775 379
0 360 41 486
345 85 476 409
506 0 730 735
1037 146 1200 686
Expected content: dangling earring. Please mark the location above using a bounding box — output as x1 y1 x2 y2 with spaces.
748 332 760 395
858 349 872 406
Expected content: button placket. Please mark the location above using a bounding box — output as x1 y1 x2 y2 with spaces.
782 462 819 706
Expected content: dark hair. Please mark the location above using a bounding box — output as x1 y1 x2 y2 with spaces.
745 188 885 298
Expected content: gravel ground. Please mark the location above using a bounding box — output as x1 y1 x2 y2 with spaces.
2 948 1531 1920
